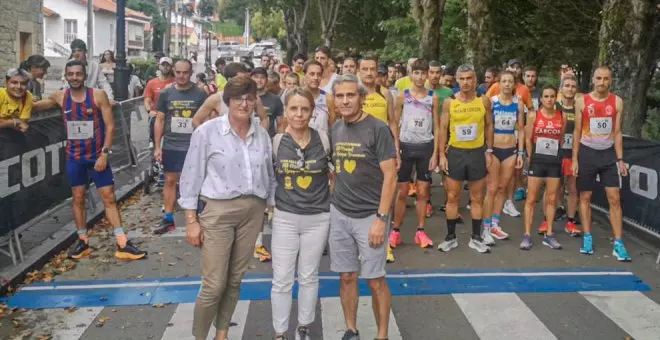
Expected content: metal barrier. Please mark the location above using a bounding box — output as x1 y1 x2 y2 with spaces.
0 97 151 266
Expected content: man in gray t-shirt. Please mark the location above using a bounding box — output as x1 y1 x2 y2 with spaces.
251 67 284 137
153 59 208 235
327 74 398 340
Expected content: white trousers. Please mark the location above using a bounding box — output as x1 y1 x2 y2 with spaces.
270 208 330 333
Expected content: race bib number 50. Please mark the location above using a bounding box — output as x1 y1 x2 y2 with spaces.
590 117 612 135
171 117 193 134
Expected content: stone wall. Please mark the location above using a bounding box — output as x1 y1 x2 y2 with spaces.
0 0 44 85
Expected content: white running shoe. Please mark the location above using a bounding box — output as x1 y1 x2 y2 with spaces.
503 200 521 217
481 229 496 246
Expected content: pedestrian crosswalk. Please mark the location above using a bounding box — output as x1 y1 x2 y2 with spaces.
14 291 660 340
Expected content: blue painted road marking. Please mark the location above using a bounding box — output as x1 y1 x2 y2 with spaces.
5 268 649 309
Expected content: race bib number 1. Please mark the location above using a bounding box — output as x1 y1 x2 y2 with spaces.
67 121 94 140
536 137 559 156
590 117 612 135
562 133 573 149
171 117 193 134
455 123 478 142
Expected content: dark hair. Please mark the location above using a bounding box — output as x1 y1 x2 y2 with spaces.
197 73 207 82
442 66 456 76
314 46 331 57
65 59 87 76
222 77 258 105
285 72 300 84
174 59 193 71
523 66 538 75
102 50 115 63
411 59 429 72
499 70 516 81
215 58 226 68
541 83 558 95
359 55 379 67
485 67 499 76
429 60 441 68
292 53 307 63
70 39 87 52
283 87 315 110
223 62 249 79
303 60 324 74
396 65 407 76
20 55 51 71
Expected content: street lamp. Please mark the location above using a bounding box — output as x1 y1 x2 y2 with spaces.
114 0 128 101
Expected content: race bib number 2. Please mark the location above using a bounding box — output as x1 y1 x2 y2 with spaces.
171 117 193 134
67 121 94 140
536 137 559 156
590 117 612 135
455 123 478 142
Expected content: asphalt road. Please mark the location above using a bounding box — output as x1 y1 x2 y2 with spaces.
1 175 659 340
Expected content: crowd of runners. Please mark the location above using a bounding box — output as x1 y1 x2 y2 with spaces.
0 38 633 340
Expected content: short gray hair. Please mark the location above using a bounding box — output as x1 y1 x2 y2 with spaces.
455 64 476 77
267 70 280 84
331 74 367 97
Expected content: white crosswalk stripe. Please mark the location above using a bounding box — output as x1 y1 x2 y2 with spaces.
13 292 660 340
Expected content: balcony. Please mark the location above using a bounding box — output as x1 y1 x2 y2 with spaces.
64 33 77 45
127 38 144 50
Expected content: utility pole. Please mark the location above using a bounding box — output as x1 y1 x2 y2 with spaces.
87 0 94 57
115 0 128 101
164 0 172 54
174 0 180 57
243 7 250 48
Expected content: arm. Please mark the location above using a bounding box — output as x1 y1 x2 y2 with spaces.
517 102 526 152
572 96 584 162
439 98 451 155
483 96 494 150
95 90 115 151
33 91 60 112
525 112 535 160
192 93 222 128
143 80 156 116
432 94 441 157
265 135 277 207
179 127 209 248
378 158 398 216
327 95 336 128
154 91 167 158
393 92 405 152
255 97 269 130
96 69 115 102
614 96 627 175
385 89 398 141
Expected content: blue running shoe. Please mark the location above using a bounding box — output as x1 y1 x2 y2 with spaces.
543 235 562 249
612 240 631 262
580 233 594 255
514 188 526 201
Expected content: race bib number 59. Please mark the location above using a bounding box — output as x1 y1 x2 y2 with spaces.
455 123 478 142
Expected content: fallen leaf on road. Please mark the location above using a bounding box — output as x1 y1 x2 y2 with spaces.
65 307 78 313
12 318 21 328
36 335 52 340
95 315 110 327
168 262 176 266
152 304 166 308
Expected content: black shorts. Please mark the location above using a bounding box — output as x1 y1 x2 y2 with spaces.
528 162 562 178
577 145 619 191
398 142 434 182
162 149 188 173
446 146 487 182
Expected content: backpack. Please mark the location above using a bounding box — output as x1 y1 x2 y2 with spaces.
272 130 331 159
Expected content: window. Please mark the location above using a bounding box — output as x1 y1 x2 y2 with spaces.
64 19 77 44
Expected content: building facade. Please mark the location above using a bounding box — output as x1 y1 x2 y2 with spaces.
0 0 44 83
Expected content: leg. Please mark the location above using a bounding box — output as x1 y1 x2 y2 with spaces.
543 178 562 235
482 157 501 230
340 272 360 333
415 180 430 228
444 178 463 221
566 176 579 220
71 186 88 238
214 197 267 340
392 182 409 230
605 187 623 239
494 155 517 218
524 176 543 236
329 205 360 333
296 212 330 329
270 209 301 335
368 277 392 339
579 191 593 234
163 172 179 215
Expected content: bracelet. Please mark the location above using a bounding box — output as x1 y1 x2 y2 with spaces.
617 158 624 162
486 148 494 153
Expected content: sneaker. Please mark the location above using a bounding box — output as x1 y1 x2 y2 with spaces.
438 204 446 212
254 245 272 262
542 235 562 250
438 237 458 252
414 230 433 248
481 228 496 246
514 188 526 201
68 239 91 259
389 229 401 248
469 237 491 253
564 221 581 237
425 202 434 218
275 335 288 340
537 221 548 235
466 203 472 210
342 329 360 340
612 240 632 262
490 226 509 240
153 219 176 235
115 241 147 260
503 200 521 217
520 234 532 250
295 326 311 340
580 233 594 255
555 206 567 221
386 244 395 263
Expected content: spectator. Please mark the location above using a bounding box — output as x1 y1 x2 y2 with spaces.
0 68 32 132
21 55 50 101
267 69 282 97
127 64 144 99
145 51 166 81
144 57 175 148
214 58 227 91
196 73 212 96
63 39 114 102
99 50 116 84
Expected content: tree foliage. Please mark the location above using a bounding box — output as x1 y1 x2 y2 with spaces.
198 0 218 17
251 9 287 42
127 0 168 52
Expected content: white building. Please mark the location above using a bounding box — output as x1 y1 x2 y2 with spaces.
42 0 150 59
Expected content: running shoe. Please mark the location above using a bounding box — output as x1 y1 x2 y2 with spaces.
564 221 581 237
469 237 491 253
153 218 176 235
514 188 526 201
438 237 458 252
503 200 521 217
580 233 594 255
296 326 311 340
386 244 395 263
68 239 91 259
612 240 631 262
342 329 360 340
389 229 401 248
542 235 562 250
537 221 548 235
275 335 288 340
481 228 496 246
555 206 567 221
490 226 509 240
115 241 147 260
520 234 532 250
254 245 272 262
414 230 433 248
425 201 434 217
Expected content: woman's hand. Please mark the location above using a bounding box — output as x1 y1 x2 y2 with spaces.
186 220 203 248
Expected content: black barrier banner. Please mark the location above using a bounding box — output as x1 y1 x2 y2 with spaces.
591 137 660 236
0 118 70 236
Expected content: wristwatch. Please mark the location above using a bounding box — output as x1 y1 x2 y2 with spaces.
376 212 389 222
102 147 111 154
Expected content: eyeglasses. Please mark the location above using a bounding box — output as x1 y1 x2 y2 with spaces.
231 96 257 105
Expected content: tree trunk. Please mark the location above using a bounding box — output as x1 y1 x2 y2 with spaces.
465 0 492 70
412 0 447 61
283 0 310 64
317 0 343 49
598 0 659 137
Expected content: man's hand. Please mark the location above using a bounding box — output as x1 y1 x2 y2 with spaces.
110 99 118 107
154 148 163 163
186 220 203 248
428 152 438 171
149 110 158 118
17 121 29 133
618 160 628 177
572 158 579 177
439 155 449 173
368 218 387 248
94 154 108 172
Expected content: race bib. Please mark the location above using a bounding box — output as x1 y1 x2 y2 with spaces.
455 123 478 142
562 133 573 149
535 137 559 156
171 117 193 134
67 121 94 140
494 115 515 131
590 117 612 135
408 116 428 132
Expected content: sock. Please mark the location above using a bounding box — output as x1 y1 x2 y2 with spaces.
255 232 263 247
568 216 576 223
77 229 89 243
165 212 174 222
416 226 424 231
492 214 500 227
393 227 401 232
446 218 458 239
113 227 127 248
483 218 491 230
472 219 483 239
614 238 624 245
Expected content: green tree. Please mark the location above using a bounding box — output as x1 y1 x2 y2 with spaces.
198 0 218 17
251 9 287 42
412 0 448 61
127 0 168 52
377 15 419 62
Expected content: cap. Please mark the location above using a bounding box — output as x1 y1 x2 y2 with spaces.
159 57 173 65
154 51 165 59
250 67 268 77
507 58 521 67
377 64 388 74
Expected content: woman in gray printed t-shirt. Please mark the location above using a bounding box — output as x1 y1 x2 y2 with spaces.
270 87 332 340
